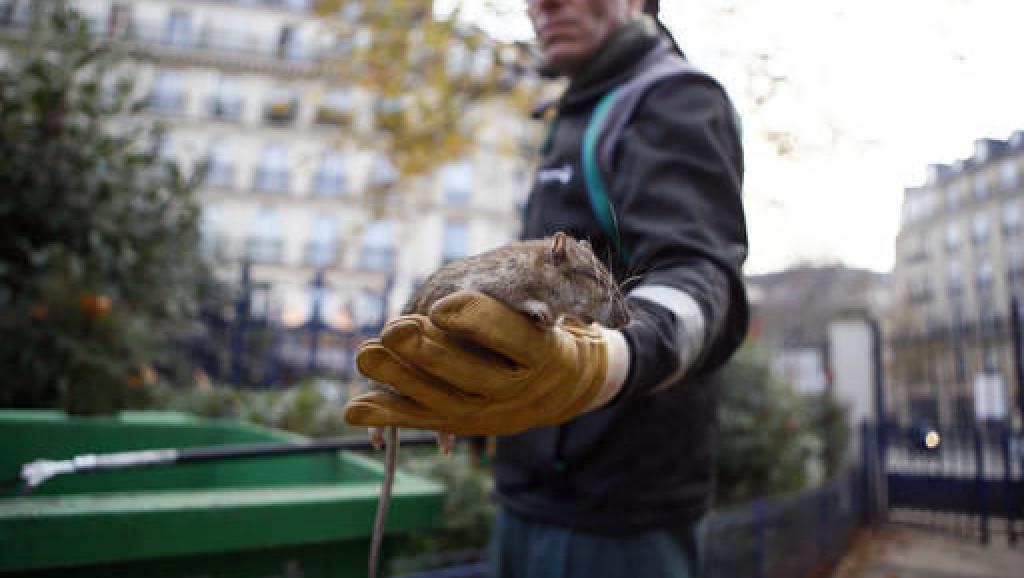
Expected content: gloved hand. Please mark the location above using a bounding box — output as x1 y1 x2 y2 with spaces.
344 291 631 436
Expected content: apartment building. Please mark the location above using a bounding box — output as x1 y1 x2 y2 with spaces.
1 0 541 376
890 131 1024 425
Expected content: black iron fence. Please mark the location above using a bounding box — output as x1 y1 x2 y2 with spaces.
876 420 1024 545
703 466 865 578
189 265 391 388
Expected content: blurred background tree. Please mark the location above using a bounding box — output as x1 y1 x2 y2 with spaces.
0 3 206 414
316 0 543 198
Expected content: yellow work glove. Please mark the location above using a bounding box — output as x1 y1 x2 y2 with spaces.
344 291 630 436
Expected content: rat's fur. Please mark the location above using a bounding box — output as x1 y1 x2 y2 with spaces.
404 232 629 328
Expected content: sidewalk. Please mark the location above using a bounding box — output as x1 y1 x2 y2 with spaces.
831 525 1024 578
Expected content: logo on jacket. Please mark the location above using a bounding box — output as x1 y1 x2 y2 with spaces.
537 164 573 186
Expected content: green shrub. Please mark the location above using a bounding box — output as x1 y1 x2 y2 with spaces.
0 3 205 413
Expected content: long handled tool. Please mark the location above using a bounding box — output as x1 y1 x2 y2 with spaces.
5 432 437 496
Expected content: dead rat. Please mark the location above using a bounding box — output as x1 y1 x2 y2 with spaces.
366 231 629 578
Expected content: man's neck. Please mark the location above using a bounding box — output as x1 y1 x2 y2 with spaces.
564 16 659 91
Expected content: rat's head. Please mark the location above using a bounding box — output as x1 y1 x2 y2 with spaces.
541 232 630 328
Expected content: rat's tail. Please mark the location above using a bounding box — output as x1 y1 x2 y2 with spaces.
369 426 399 578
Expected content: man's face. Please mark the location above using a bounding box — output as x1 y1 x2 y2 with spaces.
527 0 639 74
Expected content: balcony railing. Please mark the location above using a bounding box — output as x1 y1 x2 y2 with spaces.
204 164 237 190
360 247 396 272
245 238 284 264
312 172 346 197
314 106 354 127
305 242 339 267
227 0 313 11
147 92 187 114
253 168 290 194
69 19 322 69
264 100 298 125
201 234 232 262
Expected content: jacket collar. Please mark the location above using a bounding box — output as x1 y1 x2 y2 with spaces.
559 16 661 111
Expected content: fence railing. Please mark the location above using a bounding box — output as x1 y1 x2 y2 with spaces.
878 421 1024 545
703 466 864 578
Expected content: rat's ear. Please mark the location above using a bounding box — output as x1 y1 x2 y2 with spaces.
549 232 568 266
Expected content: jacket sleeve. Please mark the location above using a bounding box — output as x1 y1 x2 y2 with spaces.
611 74 749 399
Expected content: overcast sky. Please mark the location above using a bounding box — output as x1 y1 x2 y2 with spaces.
443 0 1024 274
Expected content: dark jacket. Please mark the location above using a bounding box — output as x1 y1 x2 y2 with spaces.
494 19 749 533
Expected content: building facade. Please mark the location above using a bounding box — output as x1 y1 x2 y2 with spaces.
890 131 1024 426
2 0 541 379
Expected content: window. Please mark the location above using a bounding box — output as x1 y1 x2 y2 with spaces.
447 42 469 78
443 161 473 205
167 9 194 47
944 186 958 210
973 171 989 199
313 152 346 196
1007 249 1024 281
946 260 962 297
908 277 932 304
1003 200 1022 236
264 86 298 125
277 25 304 60
316 89 353 125
977 258 993 291
205 138 234 189
1003 159 1019 190
210 76 243 121
470 46 493 79
369 154 398 188
0 0 18 25
972 212 989 245
150 70 185 113
307 215 337 267
201 205 221 236
944 221 961 252
361 220 395 271
355 290 385 331
442 221 469 263
199 205 226 261
375 98 404 132
107 2 131 37
248 209 283 263
255 143 289 193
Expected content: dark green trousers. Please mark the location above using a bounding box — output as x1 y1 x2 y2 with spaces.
488 508 702 578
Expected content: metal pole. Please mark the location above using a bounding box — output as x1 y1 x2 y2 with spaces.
231 261 251 385
753 498 766 578
973 424 990 545
16 432 439 494
1012 296 1023 426
868 318 888 520
308 270 327 374
1002 423 1016 545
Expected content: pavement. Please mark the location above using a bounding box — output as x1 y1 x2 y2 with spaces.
830 525 1024 578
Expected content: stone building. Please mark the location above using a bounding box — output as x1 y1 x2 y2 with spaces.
890 132 1024 425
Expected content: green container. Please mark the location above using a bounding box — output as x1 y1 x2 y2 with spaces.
0 410 445 577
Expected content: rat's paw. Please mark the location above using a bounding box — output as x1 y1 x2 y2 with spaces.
436 432 456 456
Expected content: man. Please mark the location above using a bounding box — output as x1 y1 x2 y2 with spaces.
345 0 748 576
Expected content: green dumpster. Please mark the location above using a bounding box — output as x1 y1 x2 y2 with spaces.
0 410 445 577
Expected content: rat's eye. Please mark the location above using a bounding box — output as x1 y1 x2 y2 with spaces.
568 266 601 285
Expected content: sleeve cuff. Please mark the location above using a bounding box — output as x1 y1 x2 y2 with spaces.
584 328 631 412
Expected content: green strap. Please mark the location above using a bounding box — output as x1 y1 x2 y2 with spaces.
582 87 632 265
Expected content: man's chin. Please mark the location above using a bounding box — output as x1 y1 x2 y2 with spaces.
541 46 590 76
